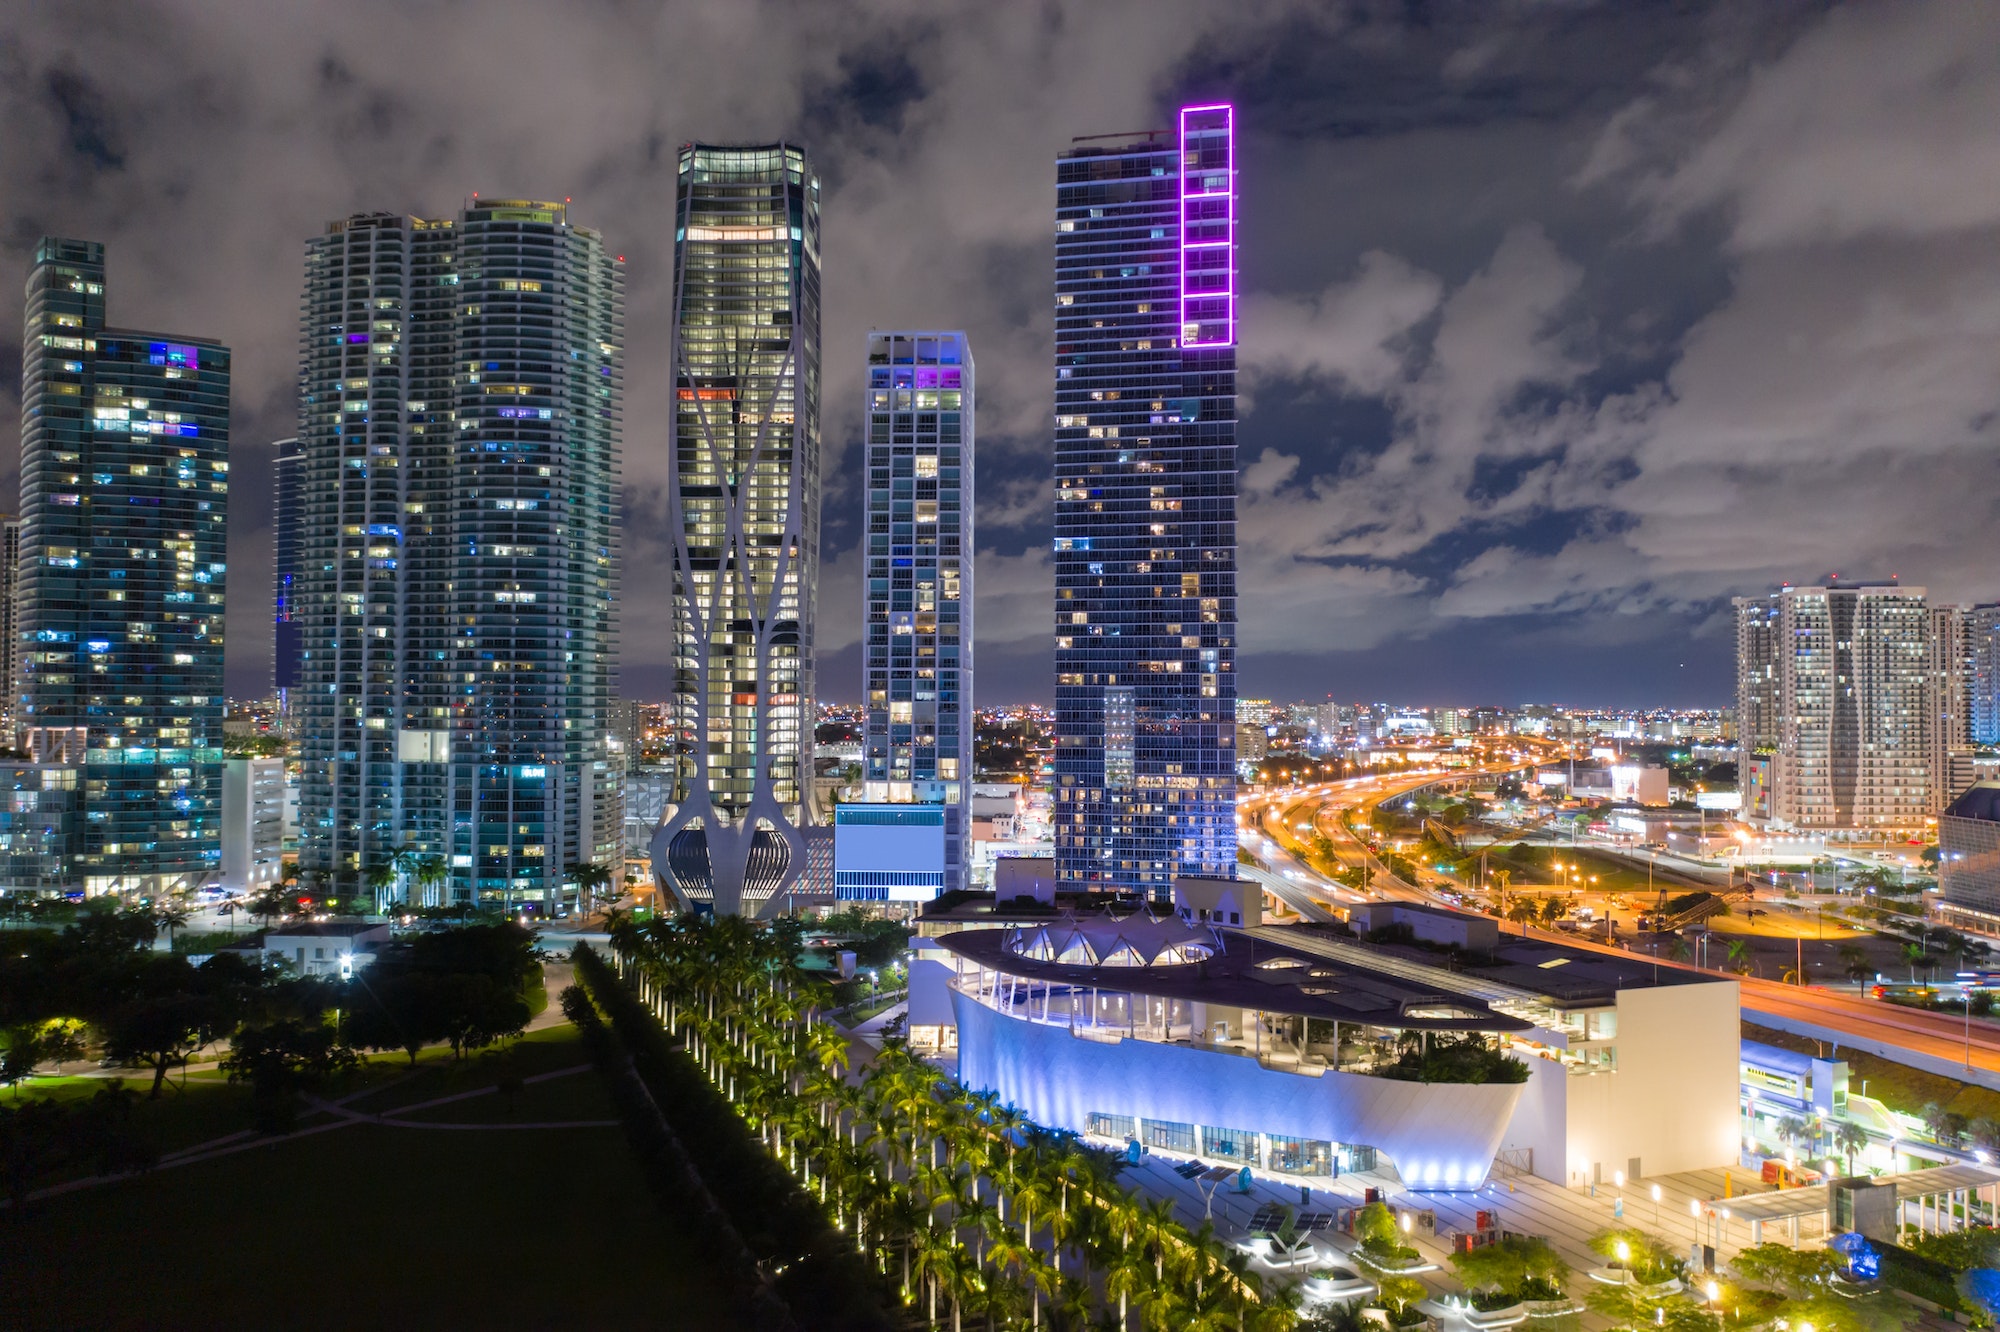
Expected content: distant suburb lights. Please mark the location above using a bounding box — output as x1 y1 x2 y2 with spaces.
1179 103 1235 350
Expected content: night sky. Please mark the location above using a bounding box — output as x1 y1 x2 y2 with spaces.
3 2 1996 709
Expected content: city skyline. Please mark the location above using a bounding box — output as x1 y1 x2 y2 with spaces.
4 4 2000 708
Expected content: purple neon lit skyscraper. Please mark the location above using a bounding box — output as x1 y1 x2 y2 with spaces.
1051 104 1239 899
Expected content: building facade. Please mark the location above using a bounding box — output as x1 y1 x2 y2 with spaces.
271 436 302 707
296 203 623 911
1738 583 1998 833
1969 604 2000 748
1927 603 1976 811
859 330 973 896
651 142 822 917
1758 584 1932 834
0 516 18 736
221 755 287 892
1733 593 1782 752
1052 104 1239 899
1939 782 2000 934
935 916 1739 1189
15 237 229 894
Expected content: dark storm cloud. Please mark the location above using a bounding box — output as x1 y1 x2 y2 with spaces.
0 0 1989 708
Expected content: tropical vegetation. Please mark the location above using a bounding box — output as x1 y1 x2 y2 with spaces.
607 910 1306 1330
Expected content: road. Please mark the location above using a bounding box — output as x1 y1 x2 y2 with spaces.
1245 769 2000 1086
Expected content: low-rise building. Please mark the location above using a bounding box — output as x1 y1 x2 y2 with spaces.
1172 874 1261 929
1939 781 2000 935
240 920 392 976
936 917 1739 1190
1353 901 1499 951
834 803 947 903
221 757 287 893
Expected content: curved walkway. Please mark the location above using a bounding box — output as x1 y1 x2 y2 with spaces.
304 1062 617 1130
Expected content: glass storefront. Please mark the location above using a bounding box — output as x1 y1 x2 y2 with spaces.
1085 1110 1371 1178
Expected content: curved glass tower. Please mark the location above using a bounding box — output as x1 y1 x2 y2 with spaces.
1051 105 1239 899
651 143 822 916
296 202 623 911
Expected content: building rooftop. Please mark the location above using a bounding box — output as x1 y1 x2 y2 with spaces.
938 917 1532 1034
1741 1038 1819 1075
1945 781 2000 824
260 920 391 940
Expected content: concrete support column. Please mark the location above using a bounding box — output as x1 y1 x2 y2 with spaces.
1751 1219 1763 1245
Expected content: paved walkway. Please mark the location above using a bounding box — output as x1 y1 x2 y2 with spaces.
304 1063 616 1130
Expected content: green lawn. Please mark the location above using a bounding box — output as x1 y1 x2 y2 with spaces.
0 1026 737 1330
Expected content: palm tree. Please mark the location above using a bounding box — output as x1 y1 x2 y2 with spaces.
565 860 613 917
1049 1275 1094 1332
1835 1120 1870 1173
1726 937 1753 975
912 1223 957 1327
413 854 448 908
1105 1241 1152 1332
152 903 190 948
363 860 397 915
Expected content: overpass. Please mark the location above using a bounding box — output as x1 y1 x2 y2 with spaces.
1254 771 2000 1093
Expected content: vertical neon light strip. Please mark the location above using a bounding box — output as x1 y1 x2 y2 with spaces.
1179 102 1235 348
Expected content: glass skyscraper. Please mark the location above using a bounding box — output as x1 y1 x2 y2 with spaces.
296 202 623 910
16 237 230 894
651 142 822 917
855 330 974 897
1052 105 1239 898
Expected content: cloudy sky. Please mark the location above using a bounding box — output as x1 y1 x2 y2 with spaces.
3 0 1996 708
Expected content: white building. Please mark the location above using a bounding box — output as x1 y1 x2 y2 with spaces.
221 757 287 893
936 913 1740 1190
244 920 391 976
834 802 948 903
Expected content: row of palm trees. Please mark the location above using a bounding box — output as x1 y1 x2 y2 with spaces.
608 912 1306 1330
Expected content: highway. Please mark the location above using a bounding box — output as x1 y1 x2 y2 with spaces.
1241 765 2000 1087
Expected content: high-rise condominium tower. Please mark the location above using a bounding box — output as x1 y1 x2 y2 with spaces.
1969 604 2000 747
1735 583 1930 833
16 237 230 894
855 331 974 898
1051 105 1239 898
297 202 623 910
272 436 302 706
1733 593 1782 752
652 142 822 917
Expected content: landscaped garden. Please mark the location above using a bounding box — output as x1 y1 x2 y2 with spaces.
601 909 1308 1329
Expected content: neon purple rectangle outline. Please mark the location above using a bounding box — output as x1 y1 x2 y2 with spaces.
1179 102 1235 349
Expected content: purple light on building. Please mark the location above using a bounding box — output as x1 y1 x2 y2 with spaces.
1179 103 1235 349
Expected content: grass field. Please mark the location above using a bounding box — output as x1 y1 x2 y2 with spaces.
1705 907 1866 941
0 1026 737 1330
1482 843 1658 895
